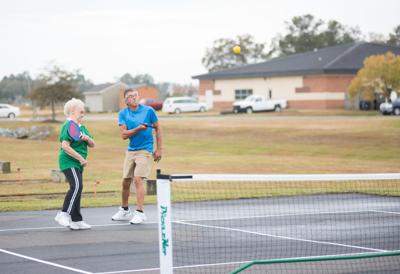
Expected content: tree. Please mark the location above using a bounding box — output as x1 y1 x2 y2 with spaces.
202 34 268 72
270 14 361 56
0 71 32 102
387 25 400 46
29 65 82 121
73 71 94 92
348 52 400 101
120 73 154 85
169 83 198 97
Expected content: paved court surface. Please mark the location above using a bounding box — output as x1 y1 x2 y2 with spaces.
0 194 399 273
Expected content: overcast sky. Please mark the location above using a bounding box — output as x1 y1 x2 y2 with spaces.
0 0 399 85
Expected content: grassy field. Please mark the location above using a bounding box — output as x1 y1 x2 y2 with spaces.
1 111 399 211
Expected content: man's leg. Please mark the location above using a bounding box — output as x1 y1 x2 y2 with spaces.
133 176 144 211
130 151 152 224
122 178 132 207
112 151 135 221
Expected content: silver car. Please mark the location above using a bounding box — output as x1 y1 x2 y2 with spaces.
379 102 393 115
162 97 207 114
0 104 21 118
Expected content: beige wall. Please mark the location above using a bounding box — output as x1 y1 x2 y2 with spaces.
198 75 348 109
103 83 126 112
85 94 103 112
85 82 127 112
199 76 303 102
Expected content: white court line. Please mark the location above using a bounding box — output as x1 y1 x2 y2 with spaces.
0 221 158 233
95 250 400 274
175 209 376 223
176 221 387 253
370 210 400 215
0 248 93 274
95 267 160 273
0 208 394 233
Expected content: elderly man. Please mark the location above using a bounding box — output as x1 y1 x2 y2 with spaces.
112 88 162 224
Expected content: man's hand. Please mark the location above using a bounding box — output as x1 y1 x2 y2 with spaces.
153 149 162 162
137 124 147 131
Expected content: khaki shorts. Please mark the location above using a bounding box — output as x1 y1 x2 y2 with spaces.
122 150 153 179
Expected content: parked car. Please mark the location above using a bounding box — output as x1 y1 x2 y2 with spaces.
0 104 21 118
139 98 164 111
380 99 400 115
379 101 393 115
233 95 287 114
162 97 207 114
392 99 400 115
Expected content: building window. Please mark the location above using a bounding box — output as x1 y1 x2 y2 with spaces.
295 87 311 93
213 90 221 95
235 89 253 100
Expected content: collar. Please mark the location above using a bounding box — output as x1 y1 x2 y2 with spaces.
67 118 81 127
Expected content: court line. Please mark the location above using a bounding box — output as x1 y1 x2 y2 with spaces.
176 221 387 253
370 210 400 215
0 221 158 233
0 248 93 274
95 250 400 274
175 209 378 223
0 209 394 233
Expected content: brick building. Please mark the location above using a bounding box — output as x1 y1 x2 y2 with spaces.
192 42 400 109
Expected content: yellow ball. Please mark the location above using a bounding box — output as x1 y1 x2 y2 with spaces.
233 45 241 54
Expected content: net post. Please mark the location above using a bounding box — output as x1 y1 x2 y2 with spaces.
157 170 173 274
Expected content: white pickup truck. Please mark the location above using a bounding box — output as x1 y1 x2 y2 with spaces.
232 95 287 113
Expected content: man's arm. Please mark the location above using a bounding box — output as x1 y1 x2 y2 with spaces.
153 121 162 162
119 124 146 140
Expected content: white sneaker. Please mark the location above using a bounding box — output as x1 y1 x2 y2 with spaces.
111 207 133 221
69 221 80 230
55 212 71 227
130 210 147 224
69 221 91 230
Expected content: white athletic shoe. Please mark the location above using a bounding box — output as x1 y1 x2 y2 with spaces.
69 221 91 230
111 207 133 221
130 210 147 224
54 212 71 227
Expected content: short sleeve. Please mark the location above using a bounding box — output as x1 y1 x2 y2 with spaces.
118 110 126 126
60 122 73 142
149 108 158 124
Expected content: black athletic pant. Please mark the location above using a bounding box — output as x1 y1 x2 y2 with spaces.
62 167 83 222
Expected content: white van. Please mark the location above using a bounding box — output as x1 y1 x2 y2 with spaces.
162 97 207 114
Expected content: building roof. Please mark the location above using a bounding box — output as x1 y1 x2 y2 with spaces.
83 83 121 95
83 83 151 95
192 42 400 80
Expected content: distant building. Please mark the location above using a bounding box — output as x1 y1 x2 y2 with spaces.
117 84 159 109
84 82 126 112
192 42 400 109
83 82 159 112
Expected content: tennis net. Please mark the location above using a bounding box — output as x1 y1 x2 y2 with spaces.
156 172 400 273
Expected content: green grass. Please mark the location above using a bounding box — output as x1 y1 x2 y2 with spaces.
1 113 400 211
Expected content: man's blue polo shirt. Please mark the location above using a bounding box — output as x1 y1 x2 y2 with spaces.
118 105 158 152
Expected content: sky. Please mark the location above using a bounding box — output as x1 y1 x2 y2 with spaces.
0 0 399 85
